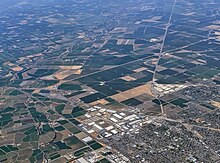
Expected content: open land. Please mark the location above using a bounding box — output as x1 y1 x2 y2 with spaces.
0 0 220 162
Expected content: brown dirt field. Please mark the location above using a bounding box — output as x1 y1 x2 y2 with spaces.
12 66 23 71
73 69 82 75
121 75 136 81
22 71 29 79
27 53 43 58
54 70 71 80
89 101 101 106
75 132 88 139
134 67 148 73
60 130 72 139
98 99 109 105
17 148 33 161
33 89 40 94
62 108 72 114
39 131 55 145
46 80 66 90
110 84 153 102
62 104 73 114
59 66 82 70
89 99 109 106
211 101 220 109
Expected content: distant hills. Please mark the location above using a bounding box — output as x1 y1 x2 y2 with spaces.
0 0 26 10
